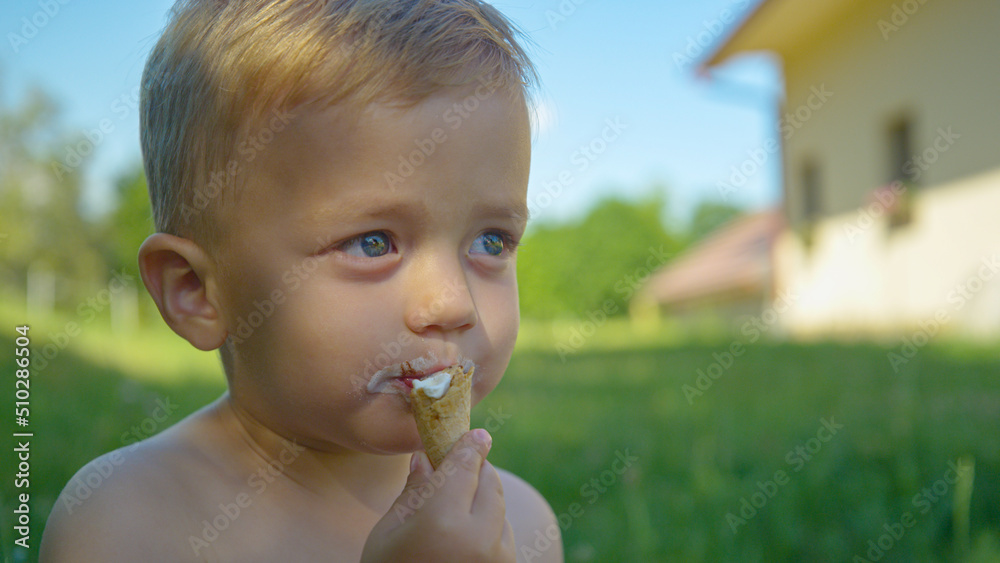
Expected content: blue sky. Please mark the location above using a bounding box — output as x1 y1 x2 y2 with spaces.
1 0 781 227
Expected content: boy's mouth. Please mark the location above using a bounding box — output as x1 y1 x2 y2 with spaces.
366 353 474 396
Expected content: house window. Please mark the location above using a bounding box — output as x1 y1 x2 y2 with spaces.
886 117 915 228
801 160 821 221
889 118 917 184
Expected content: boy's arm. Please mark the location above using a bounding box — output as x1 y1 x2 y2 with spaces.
498 468 564 563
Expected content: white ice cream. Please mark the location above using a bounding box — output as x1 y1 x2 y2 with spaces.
412 370 453 399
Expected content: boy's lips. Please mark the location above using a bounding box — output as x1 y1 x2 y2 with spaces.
366 353 474 395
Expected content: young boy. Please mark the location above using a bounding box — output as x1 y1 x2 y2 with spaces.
39 0 561 561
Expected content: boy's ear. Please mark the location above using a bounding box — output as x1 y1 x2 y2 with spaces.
138 233 227 351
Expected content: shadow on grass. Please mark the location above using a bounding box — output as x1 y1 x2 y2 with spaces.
4 333 998 562
478 341 1000 562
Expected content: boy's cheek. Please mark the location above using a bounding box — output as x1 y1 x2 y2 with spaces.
484 284 520 332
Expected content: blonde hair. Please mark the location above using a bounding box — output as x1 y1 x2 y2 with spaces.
141 0 536 244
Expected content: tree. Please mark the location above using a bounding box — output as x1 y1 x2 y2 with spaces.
517 193 680 320
685 199 745 245
0 82 106 307
99 164 155 275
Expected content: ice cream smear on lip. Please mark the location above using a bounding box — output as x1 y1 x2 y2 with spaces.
366 354 474 395
365 353 438 394
412 370 452 399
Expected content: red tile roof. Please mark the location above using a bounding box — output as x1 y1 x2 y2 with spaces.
642 208 784 307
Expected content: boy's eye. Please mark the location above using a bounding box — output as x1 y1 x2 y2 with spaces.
341 231 394 257
470 232 508 257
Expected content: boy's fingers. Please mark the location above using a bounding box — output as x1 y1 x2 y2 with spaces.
383 452 433 526
411 450 434 476
471 460 507 531
403 451 434 489
431 429 492 508
501 517 516 554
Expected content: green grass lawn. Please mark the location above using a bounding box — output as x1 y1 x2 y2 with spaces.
2 321 999 562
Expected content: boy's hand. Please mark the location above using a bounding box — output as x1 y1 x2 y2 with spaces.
361 429 515 563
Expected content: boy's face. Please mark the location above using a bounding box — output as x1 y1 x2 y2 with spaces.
211 84 531 455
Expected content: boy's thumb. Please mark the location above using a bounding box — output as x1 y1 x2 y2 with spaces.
396 451 434 505
408 450 433 481
361 452 434 558
374 452 434 532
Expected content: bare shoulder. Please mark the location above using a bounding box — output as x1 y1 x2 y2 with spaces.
497 467 564 563
40 448 191 563
39 416 215 563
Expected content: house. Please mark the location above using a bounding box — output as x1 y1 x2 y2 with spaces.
635 209 783 326
701 0 1000 338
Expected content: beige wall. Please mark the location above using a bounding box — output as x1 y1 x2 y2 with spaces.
781 0 1000 224
776 168 1000 337
772 0 1000 336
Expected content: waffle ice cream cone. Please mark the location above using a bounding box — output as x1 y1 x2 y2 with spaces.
410 364 473 469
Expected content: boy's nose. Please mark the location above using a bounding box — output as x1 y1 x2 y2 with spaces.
404 259 478 334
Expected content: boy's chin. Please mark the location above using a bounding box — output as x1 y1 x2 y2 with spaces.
358 436 425 457
340 424 425 457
